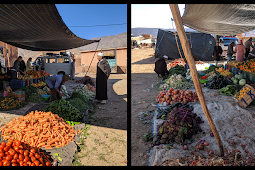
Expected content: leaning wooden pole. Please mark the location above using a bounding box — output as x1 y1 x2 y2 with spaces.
169 4 224 156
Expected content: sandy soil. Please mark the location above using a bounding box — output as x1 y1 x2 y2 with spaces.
72 73 127 166
131 48 161 165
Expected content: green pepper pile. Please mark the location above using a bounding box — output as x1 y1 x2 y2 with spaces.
218 85 237 96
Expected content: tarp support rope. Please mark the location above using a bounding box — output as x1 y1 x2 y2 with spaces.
172 18 183 59
155 30 166 54
85 38 101 77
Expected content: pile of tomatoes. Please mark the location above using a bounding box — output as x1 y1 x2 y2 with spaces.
0 140 52 166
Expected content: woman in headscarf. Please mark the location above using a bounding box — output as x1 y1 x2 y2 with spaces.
234 40 246 62
95 53 111 104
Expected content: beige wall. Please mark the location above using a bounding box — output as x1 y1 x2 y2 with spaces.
0 41 18 68
79 48 127 73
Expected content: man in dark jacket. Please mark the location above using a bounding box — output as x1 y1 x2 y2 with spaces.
154 55 169 79
95 53 111 104
13 56 24 75
19 58 26 74
227 42 236 63
212 42 223 66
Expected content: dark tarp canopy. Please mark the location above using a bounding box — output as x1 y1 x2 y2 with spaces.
155 29 216 61
182 4 255 36
0 4 99 51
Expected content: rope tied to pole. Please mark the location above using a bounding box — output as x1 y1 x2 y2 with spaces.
85 38 101 77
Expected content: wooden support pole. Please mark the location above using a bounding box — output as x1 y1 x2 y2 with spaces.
169 4 224 156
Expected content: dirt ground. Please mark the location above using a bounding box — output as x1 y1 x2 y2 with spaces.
0 72 127 166
131 48 255 166
131 48 161 165
71 73 127 166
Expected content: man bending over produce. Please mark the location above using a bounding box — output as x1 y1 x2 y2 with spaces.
45 74 70 102
154 55 169 80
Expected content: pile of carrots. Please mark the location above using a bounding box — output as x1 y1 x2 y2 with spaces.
1 110 82 149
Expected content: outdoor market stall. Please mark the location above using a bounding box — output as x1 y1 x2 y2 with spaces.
147 4 255 165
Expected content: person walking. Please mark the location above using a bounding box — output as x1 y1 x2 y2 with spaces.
212 42 223 66
26 57 33 72
244 37 254 59
95 53 111 104
154 55 169 79
227 42 236 63
70 54 75 80
40 58 45 71
234 40 246 62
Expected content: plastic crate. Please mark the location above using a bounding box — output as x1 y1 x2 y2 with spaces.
33 78 38 84
233 67 239 75
7 92 25 102
10 79 26 89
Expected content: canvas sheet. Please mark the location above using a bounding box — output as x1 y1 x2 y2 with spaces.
149 86 255 166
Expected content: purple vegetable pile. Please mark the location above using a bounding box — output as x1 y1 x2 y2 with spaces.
154 104 204 145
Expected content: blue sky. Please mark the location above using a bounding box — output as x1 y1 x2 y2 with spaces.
55 4 127 40
131 4 185 29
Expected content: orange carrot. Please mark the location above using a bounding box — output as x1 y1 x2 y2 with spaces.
1 110 79 149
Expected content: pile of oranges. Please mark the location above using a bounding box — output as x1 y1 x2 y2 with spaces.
0 140 52 166
0 96 22 110
234 86 250 100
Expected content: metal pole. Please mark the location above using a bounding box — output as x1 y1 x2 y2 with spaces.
169 4 224 156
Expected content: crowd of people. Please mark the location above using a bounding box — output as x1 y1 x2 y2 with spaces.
10 53 111 104
154 37 255 80
212 37 255 66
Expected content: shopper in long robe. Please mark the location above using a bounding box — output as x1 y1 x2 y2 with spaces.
212 42 222 66
95 53 111 104
70 54 75 80
235 40 246 62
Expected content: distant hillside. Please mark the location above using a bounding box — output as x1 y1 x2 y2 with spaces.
18 32 127 61
131 27 198 37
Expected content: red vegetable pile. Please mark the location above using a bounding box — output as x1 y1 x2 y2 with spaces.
0 140 52 166
155 104 204 145
157 88 199 105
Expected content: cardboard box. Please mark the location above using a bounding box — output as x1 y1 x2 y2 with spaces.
238 84 255 108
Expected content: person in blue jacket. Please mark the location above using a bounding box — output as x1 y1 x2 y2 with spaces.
45 74 70 102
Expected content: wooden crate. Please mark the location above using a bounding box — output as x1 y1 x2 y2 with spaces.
238 84 255 108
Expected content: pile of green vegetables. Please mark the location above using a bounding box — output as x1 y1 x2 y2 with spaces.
43 98 83 122
206 73 229 89
17 85 44 103
167 65 185 78
68 98 89 112
27 93 44 103
218 85 237 96
201 65 219 75
70 91 89 103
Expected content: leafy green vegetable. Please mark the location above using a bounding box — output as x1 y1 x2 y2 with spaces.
27 93 44 103
218 85 237 96
167 64 185 78
70 91 89 103
43 98 83 122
